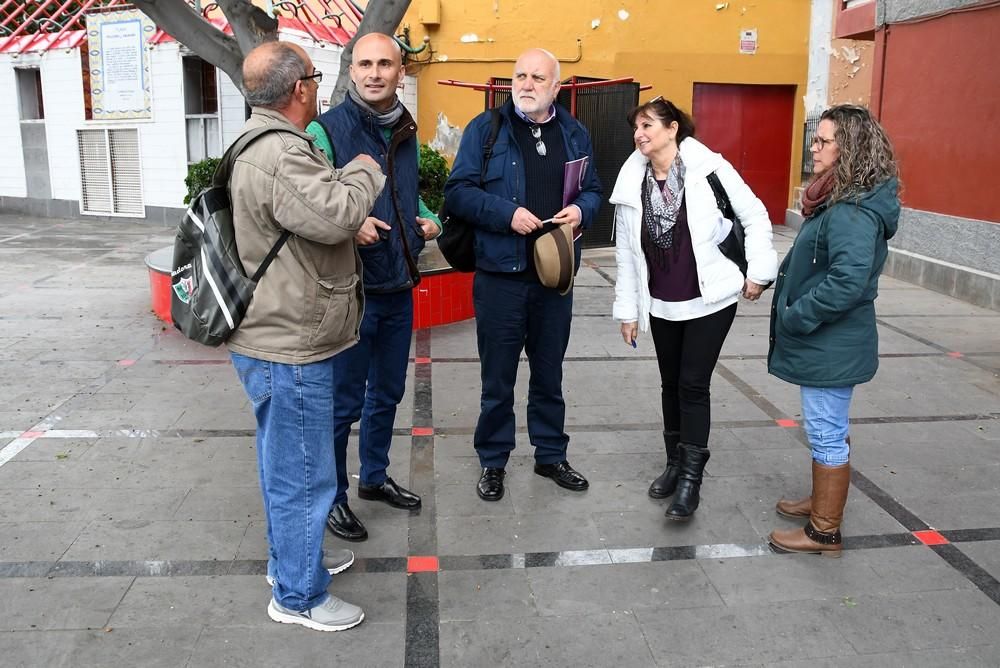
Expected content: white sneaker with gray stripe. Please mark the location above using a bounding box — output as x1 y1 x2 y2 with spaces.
267 594 364 632
265 549 355 587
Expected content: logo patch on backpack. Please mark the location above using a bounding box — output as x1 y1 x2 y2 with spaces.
172 274 194 304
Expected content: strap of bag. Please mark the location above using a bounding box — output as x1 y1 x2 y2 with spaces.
706 171 735 221
212 125 283 188
210 124 293 282
251 229 292 282
479 108 503 187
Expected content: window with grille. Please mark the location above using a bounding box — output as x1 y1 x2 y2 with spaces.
77 128 144 216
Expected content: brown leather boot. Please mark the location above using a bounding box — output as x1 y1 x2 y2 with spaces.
775 493 811 518
769 461 850 557
774 437 850 519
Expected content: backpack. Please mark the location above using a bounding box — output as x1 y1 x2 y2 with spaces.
436 108 503 272
170 126 292 347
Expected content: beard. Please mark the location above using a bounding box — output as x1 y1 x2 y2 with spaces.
514 91 552 115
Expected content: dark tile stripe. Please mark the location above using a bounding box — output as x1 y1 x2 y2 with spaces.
876 317 999 374
717 352 999 606
943 528 1000 543
931 543 1000 606
405 328 439 668
0 528 995 580
714 361 786 419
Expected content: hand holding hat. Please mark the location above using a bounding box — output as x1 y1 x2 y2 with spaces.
534 217 576 296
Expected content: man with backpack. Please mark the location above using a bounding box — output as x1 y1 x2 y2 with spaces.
227 41 384 632
443 48 602 503
307 33 438 543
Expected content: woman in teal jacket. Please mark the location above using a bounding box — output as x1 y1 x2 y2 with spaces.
767 105 900 557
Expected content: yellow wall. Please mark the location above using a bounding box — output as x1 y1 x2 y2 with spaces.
400 0 811 200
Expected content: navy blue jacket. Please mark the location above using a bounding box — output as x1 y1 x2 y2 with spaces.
317 98 424 293
443 100 603 273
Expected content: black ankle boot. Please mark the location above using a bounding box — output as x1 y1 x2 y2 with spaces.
665 443 710 522
648 430 681 499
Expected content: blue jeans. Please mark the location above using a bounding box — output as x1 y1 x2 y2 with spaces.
230 352 337 611
331 290 413 505
473 272 572 468
800 385 854 466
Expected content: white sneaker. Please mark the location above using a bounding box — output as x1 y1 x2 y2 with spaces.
265 549 355 586
267 594 364 632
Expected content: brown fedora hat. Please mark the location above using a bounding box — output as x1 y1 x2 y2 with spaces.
534 223 575 295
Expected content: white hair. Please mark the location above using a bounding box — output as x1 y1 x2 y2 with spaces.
538 48 560 80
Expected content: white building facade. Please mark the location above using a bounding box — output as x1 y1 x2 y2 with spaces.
0 25 418 225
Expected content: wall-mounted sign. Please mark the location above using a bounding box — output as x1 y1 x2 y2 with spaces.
86 9 155 120
740 28 758 55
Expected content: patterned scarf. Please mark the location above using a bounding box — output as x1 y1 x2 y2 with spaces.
641 156 686 250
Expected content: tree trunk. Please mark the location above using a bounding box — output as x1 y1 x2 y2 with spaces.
329 0 413 107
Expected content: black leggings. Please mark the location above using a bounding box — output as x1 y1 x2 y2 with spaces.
649 303 737 447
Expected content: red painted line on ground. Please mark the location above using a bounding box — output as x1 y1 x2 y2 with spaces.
947 352 964 358
411 427 434 437
913 530 949 546
776 419 799 428
117 359 136 366
407 556 439 573
414 356 432 364
19 431 45 439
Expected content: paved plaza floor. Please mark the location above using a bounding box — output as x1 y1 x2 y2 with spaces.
0 212 999 667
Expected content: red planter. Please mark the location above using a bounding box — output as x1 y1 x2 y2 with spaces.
145 244 475 330
145 246 174 325
411 269 475 330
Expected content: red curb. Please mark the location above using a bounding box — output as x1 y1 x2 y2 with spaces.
947 352 964 358
412 427 434 436
776 419 798 427
414 356 432 364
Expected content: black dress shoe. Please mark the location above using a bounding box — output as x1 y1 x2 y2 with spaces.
477 467 506 501
534 460 589 491
326 503 368 542
357 477 422 510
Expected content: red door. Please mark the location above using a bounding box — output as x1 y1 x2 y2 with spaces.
692 83 795 226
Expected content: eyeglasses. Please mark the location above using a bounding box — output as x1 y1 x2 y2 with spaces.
811 135 836 149
529 125 547 156
299 70 323 84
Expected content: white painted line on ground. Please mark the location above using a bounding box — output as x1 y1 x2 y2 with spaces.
0 436 40 468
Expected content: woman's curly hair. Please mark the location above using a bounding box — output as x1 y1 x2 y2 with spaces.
820 104 898 204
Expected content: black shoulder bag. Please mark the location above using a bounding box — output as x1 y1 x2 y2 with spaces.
437 108 503 272
707 171 748 277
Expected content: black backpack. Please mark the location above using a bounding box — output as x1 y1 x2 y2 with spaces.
170 126 292 347
437 108 503 272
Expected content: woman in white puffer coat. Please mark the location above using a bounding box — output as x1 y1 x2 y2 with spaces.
611 97 778 522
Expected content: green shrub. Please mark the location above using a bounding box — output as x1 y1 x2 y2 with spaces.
418 144 449 214
183 157 221 205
